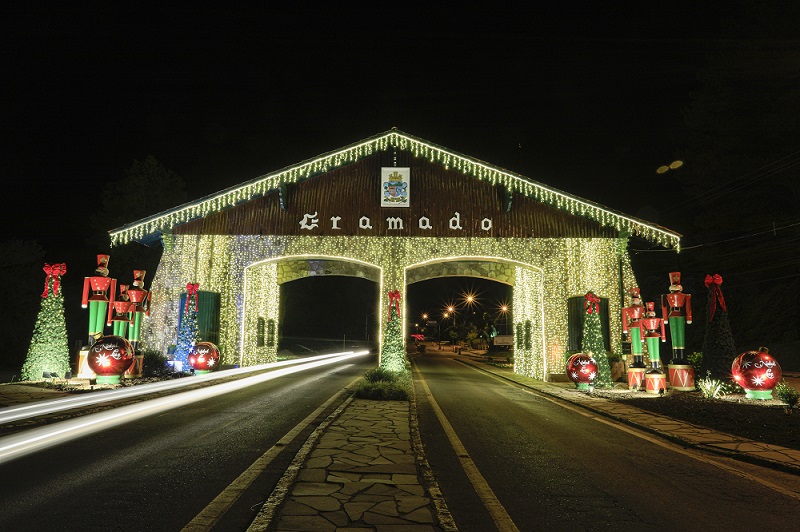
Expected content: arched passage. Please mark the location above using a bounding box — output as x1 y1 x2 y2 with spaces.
241 255 381 365
405 258 546 377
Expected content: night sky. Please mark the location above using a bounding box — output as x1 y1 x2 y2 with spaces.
3 3 793 349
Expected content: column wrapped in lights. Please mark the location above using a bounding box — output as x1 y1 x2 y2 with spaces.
143 234 633 382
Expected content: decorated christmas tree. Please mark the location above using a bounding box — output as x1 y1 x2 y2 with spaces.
381 289 406 372
174 283 200 371
22 264 71 381
582 292 613 388
700 274 736 379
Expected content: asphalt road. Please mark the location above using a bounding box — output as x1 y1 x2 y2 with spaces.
0 352 376 531
413 351 800 531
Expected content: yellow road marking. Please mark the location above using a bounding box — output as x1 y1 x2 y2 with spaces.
414 361 519 532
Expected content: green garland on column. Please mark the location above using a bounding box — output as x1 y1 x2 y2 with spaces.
582 292 613 388
22 264 71 381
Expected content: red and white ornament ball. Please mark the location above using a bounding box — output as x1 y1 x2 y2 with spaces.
566 353 598 389
189 341 221 373
87 335 135 384
732 348 782 400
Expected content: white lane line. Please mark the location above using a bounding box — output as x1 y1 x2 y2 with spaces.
460 361 800 503
414 360 519 532
182 376 361 531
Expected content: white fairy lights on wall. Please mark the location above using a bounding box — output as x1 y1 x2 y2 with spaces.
109 130 681 250
141 234 633 380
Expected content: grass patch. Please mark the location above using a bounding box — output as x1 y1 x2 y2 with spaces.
354 367 412 400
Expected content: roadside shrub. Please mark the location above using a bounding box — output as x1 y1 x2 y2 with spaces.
696 371 727 399
355 368 411 400
142 350 170 377
775 380 800 412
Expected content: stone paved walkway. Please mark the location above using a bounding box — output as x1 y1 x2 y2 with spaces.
255 399 447 531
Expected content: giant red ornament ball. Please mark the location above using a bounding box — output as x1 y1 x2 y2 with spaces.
566 353 598 389
189 341 221 373
731 349 782 400
87 335 135 383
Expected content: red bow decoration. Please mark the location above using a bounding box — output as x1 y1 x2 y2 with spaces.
42 263 67 297
387 289 402 322
584 292 600 314
186 282 200 312
704 274 726 322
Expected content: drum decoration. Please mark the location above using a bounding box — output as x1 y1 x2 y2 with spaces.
87 335 135 384
732 348 781 400
566 353 598 390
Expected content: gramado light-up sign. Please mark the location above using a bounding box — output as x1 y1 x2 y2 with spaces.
298 211 497 232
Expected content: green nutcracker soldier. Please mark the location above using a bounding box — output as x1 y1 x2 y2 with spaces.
81 254 116 345
79 254 116 377
111 285 131 337
662 271 694 391
126 270 150 352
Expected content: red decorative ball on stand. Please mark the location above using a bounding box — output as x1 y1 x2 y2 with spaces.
566 353 598 390
87 335 135 384
732 348 782 400
189 342 221 374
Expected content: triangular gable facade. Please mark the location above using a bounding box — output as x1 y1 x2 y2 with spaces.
110 129 680 248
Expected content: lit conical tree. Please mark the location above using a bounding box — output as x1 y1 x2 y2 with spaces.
174 284 200 371
381 290 406 372
22 264 71 381
582 292 613 388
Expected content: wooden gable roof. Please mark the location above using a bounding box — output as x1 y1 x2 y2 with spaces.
110 130 681 248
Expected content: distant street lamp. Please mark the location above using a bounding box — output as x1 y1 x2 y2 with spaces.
499 304 509 334
656 160 683 174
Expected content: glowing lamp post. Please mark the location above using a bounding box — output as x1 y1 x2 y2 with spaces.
188 341 221 374
86 335 135 385
732 348 782 400
566 353 598 390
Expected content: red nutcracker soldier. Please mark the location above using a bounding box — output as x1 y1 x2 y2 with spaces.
662 272 694 391
642 302 667 394
81 255 116 345
622 287 646 390
111 285 132 337
126 270 150 351
79 254 116 378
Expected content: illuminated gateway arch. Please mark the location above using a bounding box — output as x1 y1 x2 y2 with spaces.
110 130 680 380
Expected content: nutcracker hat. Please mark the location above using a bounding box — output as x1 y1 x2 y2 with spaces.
119 284 128 294
629 287 641 298
97 254 110 267
132 270 147 287
645 301 656 316
668 271 682 291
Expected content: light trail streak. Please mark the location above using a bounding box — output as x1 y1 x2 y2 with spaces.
0 350 370 465
0 350 366 425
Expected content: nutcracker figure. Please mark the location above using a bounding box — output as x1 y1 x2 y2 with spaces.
642 301 667 394
126 270 150 352
662 271 694 390
81 254 116 346
111 284 132 337
622 287 646 390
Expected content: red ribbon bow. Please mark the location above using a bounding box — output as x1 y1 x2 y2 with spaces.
42 263 67 297
186 282 200 312
704 274 726 322
387 289 402 322
584 292 600 314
